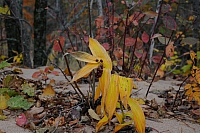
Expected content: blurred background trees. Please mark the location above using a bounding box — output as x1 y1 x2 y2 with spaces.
0 0 199 70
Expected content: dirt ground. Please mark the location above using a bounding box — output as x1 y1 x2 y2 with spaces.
0 67 199 133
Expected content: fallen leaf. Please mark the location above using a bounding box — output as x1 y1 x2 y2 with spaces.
88 108 100 120
0 94 8 110
32 71 42 78
16 113 27 127
41 85 55 96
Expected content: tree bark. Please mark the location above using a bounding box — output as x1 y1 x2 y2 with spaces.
4 0 21 60
33 0 48 67
4 0 32 67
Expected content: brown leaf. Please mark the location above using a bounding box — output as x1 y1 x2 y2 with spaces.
192 109 200 116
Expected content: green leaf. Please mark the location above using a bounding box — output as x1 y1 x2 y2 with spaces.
0 61 10 69
22 83 35 96
158 36 170 45
172 69 181 74
7 95 33 110
0 88 18 96
181 64 192 73
197 51 200 60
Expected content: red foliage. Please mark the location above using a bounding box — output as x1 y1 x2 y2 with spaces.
151 55 163 64
142 31 149 43
53 36 65 52
125 37 136 46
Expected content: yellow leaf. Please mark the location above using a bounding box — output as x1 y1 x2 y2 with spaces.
94 84 101 101
71 63 99 82
95 115 108 133
124 111 134 119
0 94 8 110
134 98 145 105
190 50 197 61
119 76 134 109
105 74 119 120
0 114 7 120
89 38 112 70
160 64 166 71
70 51 100 63
128 98 145 133
113 121 132 133
99 68 111 114
115 111 123 124
0 5 10 15
12 50 19 55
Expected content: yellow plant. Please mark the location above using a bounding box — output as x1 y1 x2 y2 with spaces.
13 50 23 64
184 51 200 105
69 37 145 133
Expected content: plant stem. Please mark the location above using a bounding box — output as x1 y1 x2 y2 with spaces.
57 39 88 102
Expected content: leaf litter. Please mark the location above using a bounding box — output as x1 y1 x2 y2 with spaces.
0 67 199 133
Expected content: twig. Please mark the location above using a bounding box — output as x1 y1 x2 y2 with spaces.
171 76 189 109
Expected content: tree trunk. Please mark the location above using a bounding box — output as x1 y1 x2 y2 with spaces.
5 0 32 67
33 0 47 67
4 0 21 60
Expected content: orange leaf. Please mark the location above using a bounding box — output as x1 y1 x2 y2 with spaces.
128 98 145 133
165 42 174 57
156 68 164 78
41 85 55 96
184 84 191 90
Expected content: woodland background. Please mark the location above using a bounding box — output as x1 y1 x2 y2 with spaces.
0 0 200 71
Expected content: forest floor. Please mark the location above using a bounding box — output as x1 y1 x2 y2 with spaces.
0 67 200 133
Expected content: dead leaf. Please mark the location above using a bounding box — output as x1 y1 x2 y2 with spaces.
42 85 55 96
16 113 27 127
69 119 79 126
53 116 65 126
0 94 8 110
88 108 100 120
165 42 174 57
13 68 23 74
25 106 44 119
